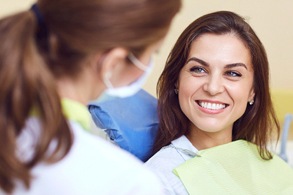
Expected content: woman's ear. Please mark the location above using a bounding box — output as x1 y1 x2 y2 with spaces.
92 48 129 87
99 48 129 77
248 89 255 102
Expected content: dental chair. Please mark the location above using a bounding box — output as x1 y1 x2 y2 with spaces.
88 89 159 162
271 89 293 162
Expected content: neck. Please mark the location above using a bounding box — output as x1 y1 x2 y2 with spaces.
186 127 232 150
57 78 88 105
57 75 103 105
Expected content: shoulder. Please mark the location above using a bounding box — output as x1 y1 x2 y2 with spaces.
71 122 164 194
15 120 163 194
68 121 163 189
145 142 185 175
144 142 186 195
144 135 195 195
145 135 196 170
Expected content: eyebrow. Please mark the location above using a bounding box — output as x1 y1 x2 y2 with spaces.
186 57 248 70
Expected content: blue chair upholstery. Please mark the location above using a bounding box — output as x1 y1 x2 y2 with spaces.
88 89 158 162
271 89 293 162
279 114 293 162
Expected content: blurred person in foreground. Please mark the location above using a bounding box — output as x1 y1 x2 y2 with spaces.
0 0 181 194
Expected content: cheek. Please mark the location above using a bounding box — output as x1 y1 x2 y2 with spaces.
178 87 191 112
177 77 201 115
178 77 196 101
178 81 190 108
178 93 192 125
229 87 251 113
227 80 253 101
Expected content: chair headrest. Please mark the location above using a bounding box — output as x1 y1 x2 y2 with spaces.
88 89 158 162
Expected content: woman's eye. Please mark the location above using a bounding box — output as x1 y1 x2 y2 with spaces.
226 71 242 77
189 66 206 73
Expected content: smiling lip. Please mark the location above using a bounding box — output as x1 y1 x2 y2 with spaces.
196 100 228 113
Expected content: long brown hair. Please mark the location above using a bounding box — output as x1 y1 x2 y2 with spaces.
153 11 279 160
0 0 181 193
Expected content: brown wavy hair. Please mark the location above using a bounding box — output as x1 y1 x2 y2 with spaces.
0 0 181 193
153 11 279 160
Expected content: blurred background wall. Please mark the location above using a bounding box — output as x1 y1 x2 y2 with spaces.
2 0 292 95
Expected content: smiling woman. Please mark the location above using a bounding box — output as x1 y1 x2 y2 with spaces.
145 11 293 195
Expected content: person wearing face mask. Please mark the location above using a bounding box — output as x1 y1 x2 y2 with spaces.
145 11 293 195
0 0 181 194
88 51 158 162
103 52 154 98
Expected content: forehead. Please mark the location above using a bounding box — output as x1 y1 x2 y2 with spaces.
188 33 252 68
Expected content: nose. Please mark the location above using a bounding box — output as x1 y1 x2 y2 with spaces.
203 74 225 95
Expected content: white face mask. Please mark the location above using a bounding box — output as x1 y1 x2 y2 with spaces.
102 53 154 98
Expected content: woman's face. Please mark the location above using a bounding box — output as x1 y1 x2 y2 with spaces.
177 33 255 140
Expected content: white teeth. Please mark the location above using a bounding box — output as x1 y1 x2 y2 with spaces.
199 101 225 110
